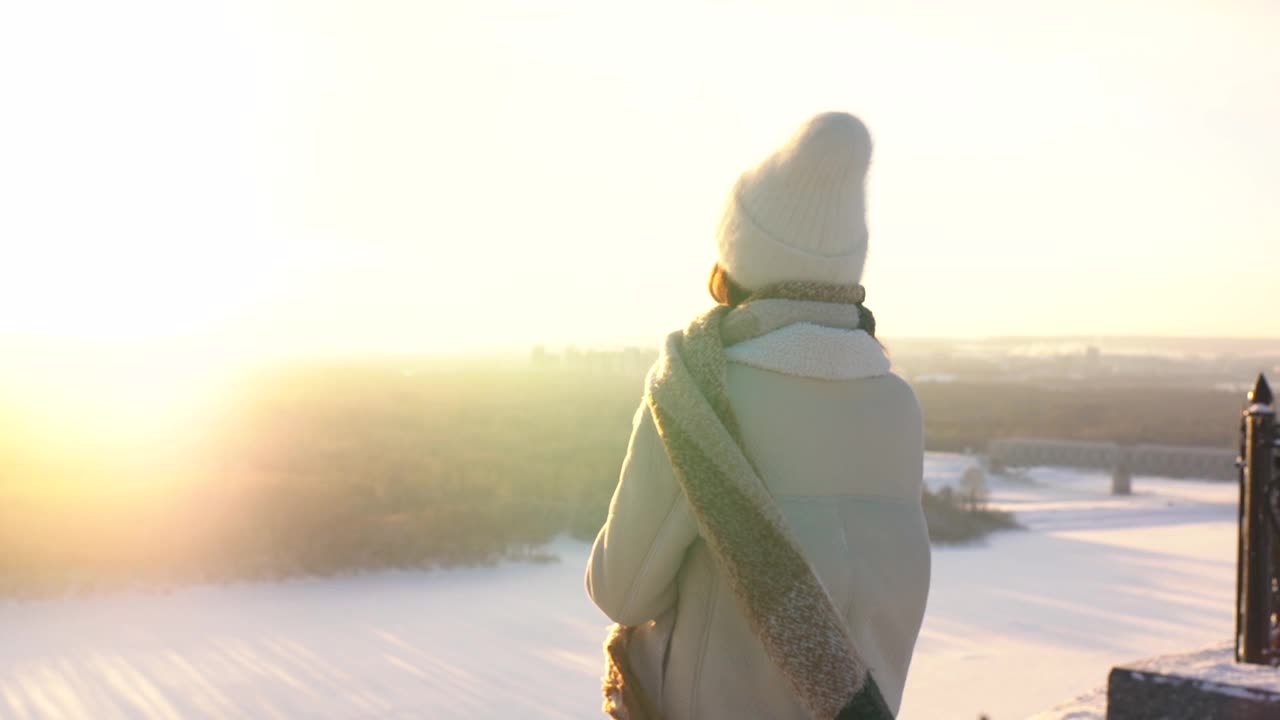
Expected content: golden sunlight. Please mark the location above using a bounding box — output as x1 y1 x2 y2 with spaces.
0 340 234 494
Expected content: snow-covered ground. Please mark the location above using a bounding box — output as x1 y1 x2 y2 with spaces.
907 457 1237 720
0 454 1239 719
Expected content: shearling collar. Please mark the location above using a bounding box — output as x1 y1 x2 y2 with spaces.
719 298 863 344
724 321 891 381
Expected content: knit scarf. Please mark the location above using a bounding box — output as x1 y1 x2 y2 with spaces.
601 283 895 720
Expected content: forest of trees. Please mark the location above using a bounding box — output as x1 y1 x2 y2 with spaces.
914 381 1242 452
0 359 1243 597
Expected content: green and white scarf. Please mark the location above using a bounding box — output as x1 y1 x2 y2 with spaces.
602 283 894 720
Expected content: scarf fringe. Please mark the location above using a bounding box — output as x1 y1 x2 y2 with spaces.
603 624 660 720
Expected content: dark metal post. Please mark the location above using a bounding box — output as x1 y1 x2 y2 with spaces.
1237 374 1277 665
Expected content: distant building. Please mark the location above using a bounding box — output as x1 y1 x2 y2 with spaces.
529 346 656 376
1085 345 1102 367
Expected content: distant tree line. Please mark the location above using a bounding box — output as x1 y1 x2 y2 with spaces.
914 381 1241 452
0 362 1242 597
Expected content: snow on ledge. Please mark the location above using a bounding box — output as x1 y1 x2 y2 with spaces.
1027 642 1280 720
1122 641 1280 695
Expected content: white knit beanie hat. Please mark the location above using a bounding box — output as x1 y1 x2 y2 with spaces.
715 112 872 290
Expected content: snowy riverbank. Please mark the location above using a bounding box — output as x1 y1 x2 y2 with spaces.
0 454 1237 719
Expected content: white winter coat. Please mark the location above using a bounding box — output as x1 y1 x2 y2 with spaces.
586 322 930 720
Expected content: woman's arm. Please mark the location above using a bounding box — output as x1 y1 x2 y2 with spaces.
585 401 698 626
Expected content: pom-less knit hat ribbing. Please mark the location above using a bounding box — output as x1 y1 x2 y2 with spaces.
715 112 872 291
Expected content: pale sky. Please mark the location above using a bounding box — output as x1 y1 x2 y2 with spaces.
3 0 1279 357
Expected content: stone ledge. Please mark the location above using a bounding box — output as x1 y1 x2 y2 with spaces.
1107 642 1280 720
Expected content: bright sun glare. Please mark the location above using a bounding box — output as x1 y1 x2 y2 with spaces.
1 0 1278 480
0 340 233 491
4 0 1279 360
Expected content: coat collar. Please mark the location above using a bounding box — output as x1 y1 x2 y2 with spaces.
724 322 891 380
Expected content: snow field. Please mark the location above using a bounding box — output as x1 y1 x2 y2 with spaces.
0 454 1240 719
